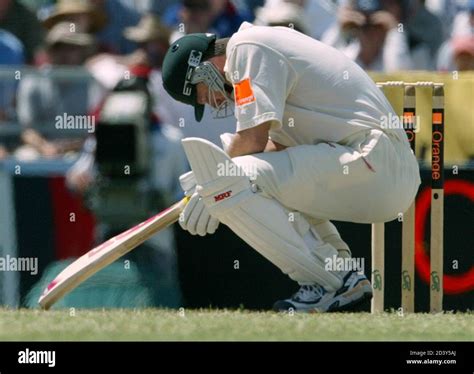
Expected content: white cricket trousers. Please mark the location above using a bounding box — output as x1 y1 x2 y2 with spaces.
233 128 421 223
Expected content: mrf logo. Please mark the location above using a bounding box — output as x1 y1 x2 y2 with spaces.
183 50 202 96
214 190 232 202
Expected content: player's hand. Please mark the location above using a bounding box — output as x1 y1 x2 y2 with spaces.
180 191 219 236
22 129 60 158
41 142 61 158
66 167 93 193
0 145 9 160
179 171 219 236
369 11 398 31
338 6 367 31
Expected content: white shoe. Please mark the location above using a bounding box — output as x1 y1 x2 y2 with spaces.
273 271 372 313
272 284 333 312
326 270 373 312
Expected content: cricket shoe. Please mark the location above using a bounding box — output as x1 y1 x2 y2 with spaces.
273 271 373 313
325 270 373 312
272 284 333 313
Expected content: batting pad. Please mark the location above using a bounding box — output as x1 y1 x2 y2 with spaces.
305 217 351 257
181 138 343 290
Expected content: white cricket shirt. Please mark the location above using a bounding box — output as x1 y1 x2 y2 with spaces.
224 22 404 146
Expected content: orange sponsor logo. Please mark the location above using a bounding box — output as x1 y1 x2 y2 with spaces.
234 78 255 107
403 111 414 123
432 112 443 125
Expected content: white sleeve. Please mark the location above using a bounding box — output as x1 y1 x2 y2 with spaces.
382 29 413 72
321 24 349 48
226 43 296 132
16 77 39 127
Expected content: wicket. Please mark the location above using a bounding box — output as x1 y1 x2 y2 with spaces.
371 81 445 314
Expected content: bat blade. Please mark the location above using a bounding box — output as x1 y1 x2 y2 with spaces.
38 197 188 310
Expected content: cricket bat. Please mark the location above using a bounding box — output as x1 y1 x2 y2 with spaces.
38 197 189 309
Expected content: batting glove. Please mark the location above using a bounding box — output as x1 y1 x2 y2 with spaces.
179 171 220 236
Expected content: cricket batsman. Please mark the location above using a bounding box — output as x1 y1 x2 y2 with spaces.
161 22 421 312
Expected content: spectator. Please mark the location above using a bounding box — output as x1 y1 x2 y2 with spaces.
91 0 142 54
0 28 24 159
164 0 214 40
425 0 463 38
120 12 235 145
147 0 180 16
0 0 44 63
0 144 8 159
0 29 24 122
42 0 145 54
452 35 474 71
16 22 102 158
406 0 444 70
437 0 474 70
0 28 24 66
322 0 413 72
242 0 265 14
303 0 339 40
18 0 54 13
264 0 338 40
163 0 249 40
42 0 107 33
231 0 259 21
84 13 170 91
451 0 474 37
123 13 171 70
254 1 310 34
209 0 252 36
85 8 237 145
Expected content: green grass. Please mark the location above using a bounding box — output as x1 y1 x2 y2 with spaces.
0 309 472 341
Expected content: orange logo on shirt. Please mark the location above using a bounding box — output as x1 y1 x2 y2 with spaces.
234 78 255 107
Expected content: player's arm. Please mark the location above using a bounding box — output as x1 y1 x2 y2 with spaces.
265 139 287 152
227 121 271 157
227 120 288 157
227 44 295 157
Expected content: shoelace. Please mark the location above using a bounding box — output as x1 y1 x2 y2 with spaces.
293 285 325 301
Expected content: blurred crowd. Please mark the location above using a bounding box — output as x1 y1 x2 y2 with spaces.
0 0 473 161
